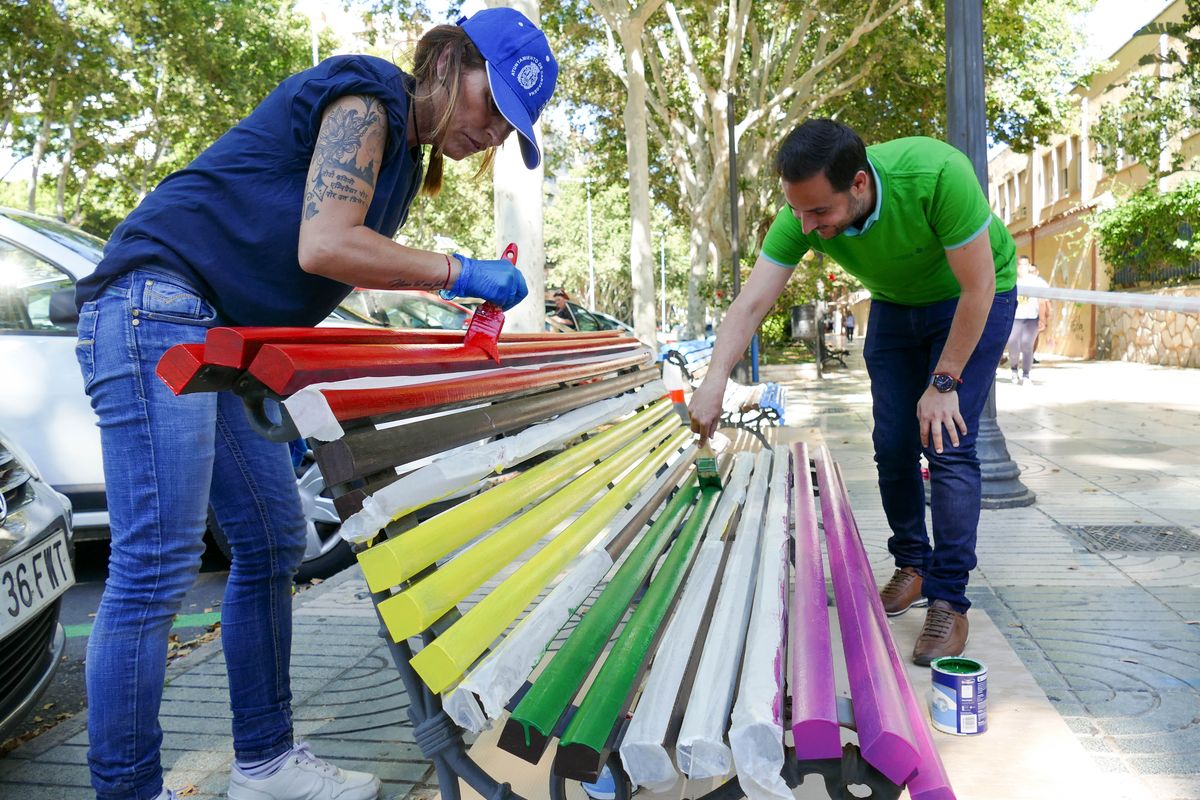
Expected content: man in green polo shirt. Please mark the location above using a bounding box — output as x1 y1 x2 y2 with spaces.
689 119 1017 665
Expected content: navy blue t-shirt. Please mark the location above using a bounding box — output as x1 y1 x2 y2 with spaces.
77 55 424 326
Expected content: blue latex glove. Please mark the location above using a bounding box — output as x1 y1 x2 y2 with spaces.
441 253 528 310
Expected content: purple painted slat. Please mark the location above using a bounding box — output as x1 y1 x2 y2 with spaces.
789 443 842 759
831 461 956 800
814 449 920 786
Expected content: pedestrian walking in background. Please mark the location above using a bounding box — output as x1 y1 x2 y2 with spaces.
1007 255 1050 384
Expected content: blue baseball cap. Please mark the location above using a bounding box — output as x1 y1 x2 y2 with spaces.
458 7 558 169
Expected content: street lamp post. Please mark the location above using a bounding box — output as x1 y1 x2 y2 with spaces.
945 0 1035 508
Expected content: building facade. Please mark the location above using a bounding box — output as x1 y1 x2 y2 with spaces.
987 0 1198 364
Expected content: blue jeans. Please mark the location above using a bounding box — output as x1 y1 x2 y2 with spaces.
76 270 306 800
863 288 1016 611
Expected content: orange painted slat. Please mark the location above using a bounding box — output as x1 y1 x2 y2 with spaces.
249 339 643 395
205 326 627 370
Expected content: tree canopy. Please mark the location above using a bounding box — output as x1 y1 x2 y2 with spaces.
2 0 1104 333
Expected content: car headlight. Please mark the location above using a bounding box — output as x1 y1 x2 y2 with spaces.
0 430 44 482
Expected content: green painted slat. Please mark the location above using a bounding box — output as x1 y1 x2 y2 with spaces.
559 486 721 754
507 480 700 744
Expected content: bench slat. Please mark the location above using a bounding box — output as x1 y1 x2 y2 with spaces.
824 451 957 800
728 444 793 799
789 442 842 759
408 425 692 694
155 343 241 395
315 368 653 486
501 481 701 765
293 353 652 436
251 339 643 395
445 450 698 733
374 415 682 639
205 325 626 369
553 484 722 783
617 534 727 793
676 449 773 780
337 382 667 544
357 400 674 591
816 449 920 786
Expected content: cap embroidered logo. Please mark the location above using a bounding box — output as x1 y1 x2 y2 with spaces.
514 56 543 93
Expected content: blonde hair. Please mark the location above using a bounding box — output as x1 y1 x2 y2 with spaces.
411 25 497 196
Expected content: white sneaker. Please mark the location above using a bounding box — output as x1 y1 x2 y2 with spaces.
153 791 177 800
228 743 381 800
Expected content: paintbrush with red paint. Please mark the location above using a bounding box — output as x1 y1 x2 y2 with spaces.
463 242 518 363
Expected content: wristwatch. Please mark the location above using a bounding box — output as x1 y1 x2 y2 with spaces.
930 372 961 393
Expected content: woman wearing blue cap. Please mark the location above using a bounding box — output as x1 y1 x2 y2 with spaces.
73 9 556 800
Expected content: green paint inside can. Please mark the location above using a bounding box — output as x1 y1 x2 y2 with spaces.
931 656 984 675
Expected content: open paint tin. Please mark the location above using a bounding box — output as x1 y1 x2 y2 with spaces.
929 656 988 735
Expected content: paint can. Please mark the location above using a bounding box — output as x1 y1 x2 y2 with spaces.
929 656 987 735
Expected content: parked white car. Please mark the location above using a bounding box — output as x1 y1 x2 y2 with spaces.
0 208 367 579
0 429 75 739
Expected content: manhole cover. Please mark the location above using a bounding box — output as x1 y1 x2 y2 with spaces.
1070 525 1200 553
816 406 855 414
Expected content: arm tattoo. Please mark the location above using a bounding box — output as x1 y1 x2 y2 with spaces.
305 96 385 220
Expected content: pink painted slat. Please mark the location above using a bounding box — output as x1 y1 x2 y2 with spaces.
830 461 956 800
788 442 842 760
814 448 920 786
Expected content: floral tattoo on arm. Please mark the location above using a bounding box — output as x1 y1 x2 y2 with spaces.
304 96 385 220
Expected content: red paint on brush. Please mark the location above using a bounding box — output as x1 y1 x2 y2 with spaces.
464 242 518 363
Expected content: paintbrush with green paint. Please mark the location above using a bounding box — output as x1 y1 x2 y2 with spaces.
695 436 722 488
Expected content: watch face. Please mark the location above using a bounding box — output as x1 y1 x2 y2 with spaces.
932 373 956 393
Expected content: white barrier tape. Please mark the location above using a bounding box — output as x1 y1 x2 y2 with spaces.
1020 284 1200 314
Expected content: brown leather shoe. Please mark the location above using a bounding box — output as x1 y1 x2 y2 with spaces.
879 567 927 616
912 600 969 666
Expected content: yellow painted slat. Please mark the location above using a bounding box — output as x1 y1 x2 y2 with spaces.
376 414 683 641
357 399 672 592
409 425 694 693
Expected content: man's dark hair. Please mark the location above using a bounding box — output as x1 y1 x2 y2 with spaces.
774 119 869 191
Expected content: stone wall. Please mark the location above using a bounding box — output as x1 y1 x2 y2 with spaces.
1095 285 1199 368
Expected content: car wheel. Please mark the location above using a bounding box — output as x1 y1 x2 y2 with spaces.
292 458 354 582
205 459 354 583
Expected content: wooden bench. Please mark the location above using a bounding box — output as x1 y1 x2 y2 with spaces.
155 326 954 800
659 338 787 443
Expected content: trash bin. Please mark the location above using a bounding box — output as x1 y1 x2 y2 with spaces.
791 304 817 341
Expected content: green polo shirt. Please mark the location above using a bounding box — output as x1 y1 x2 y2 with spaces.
761 136 1016 305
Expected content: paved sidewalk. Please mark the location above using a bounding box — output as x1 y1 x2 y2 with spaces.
1 351 1197 799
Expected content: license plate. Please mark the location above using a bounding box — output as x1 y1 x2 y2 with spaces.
0 530 75 639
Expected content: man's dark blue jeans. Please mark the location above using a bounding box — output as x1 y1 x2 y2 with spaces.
863 288 1016 612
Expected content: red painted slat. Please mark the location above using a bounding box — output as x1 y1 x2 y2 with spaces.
155 343 241 395
205 326 627 370
319 354 653 421
250 340 644 395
